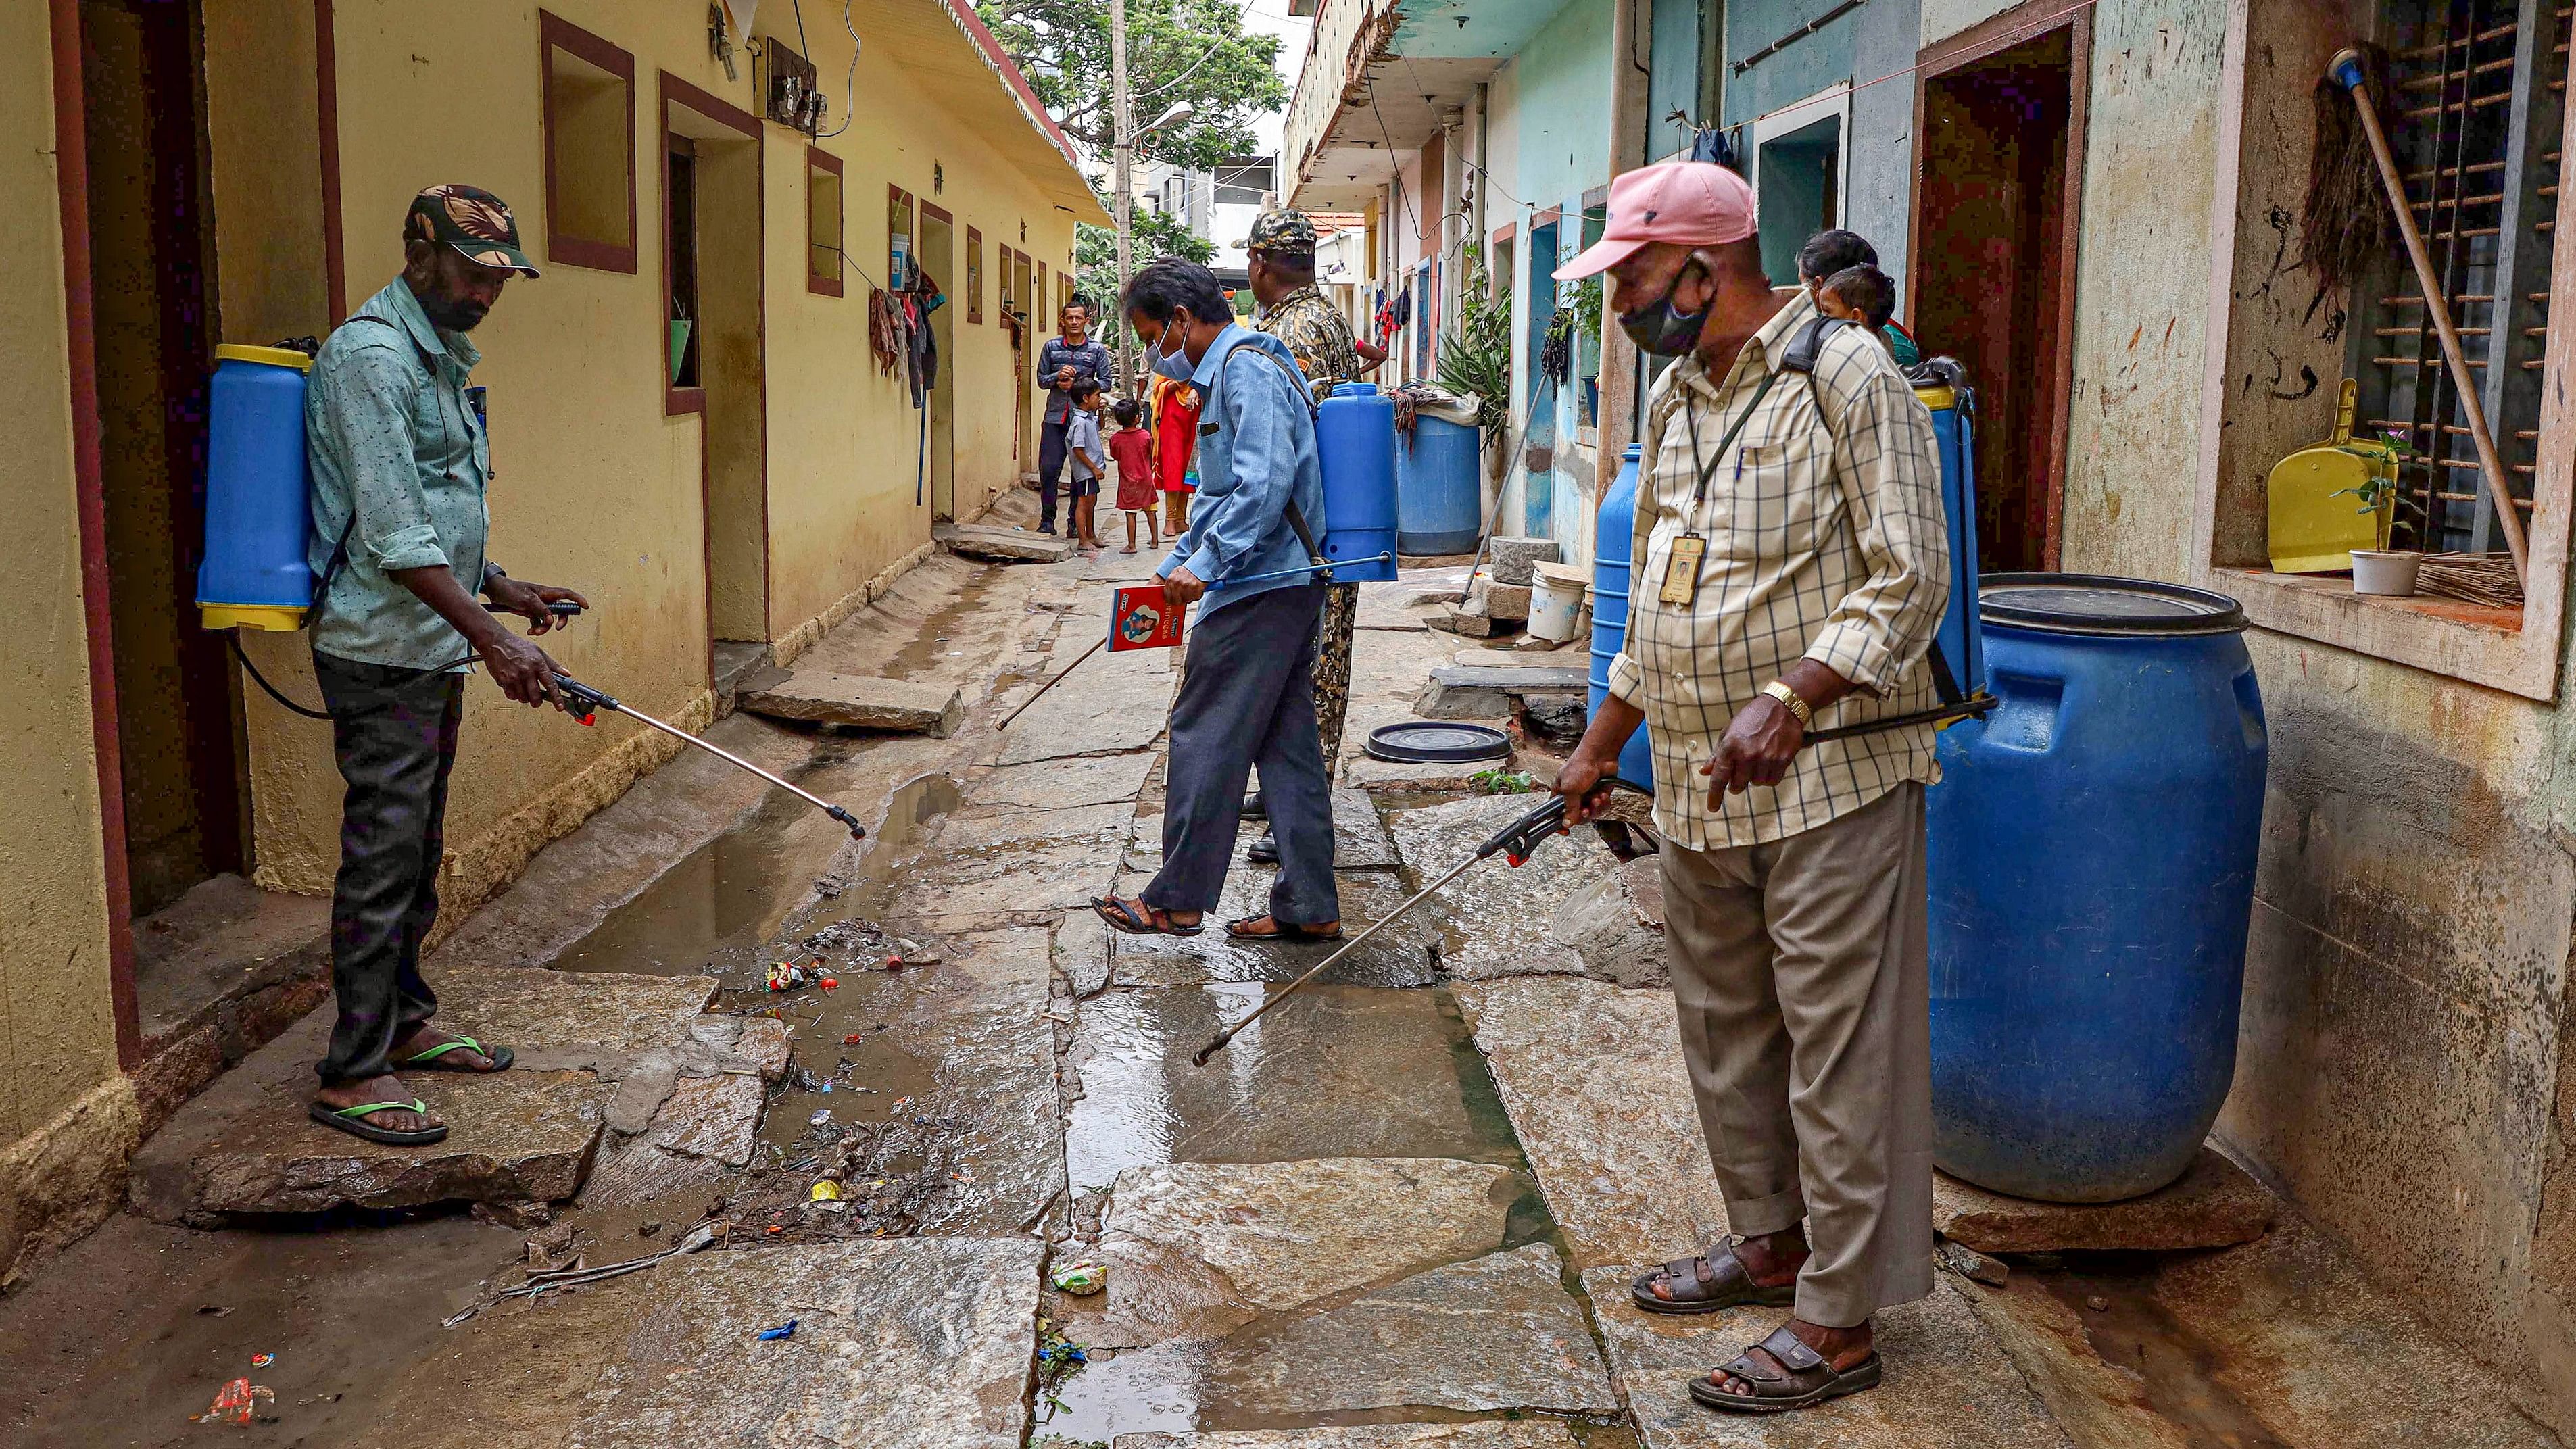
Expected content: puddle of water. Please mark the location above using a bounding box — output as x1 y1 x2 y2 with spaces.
2026 1254 2295 1449
552 779 852 977
804 772 965 931
1065 982 1522 1194
878 589 991 681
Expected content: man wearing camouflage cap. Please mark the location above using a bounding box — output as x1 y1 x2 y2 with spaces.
1240 208 1365 864
300 185 589 1148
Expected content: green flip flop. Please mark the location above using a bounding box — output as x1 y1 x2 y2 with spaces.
309 1098 449 1146
396 1035 514 1073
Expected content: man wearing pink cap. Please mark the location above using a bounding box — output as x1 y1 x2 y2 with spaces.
1551 162 1949 1415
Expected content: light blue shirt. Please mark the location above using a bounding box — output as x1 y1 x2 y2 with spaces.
304 278 491 670
1155 323 1329 618
1066 407 1104 479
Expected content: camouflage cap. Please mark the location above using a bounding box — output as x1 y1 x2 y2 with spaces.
1242 208 1318 255
404 184 540 278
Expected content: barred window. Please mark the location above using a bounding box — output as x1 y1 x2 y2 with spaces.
2352 0 2567 554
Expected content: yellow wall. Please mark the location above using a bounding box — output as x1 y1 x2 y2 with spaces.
233 0 1077 903
0 1 123 1146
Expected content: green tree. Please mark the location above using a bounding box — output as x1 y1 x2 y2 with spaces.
1072 187 1216 310
977 0 1287 171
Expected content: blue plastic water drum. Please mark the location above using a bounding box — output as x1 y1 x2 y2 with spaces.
196 344 316 631
1586 445 1655 792
1314 383 1400 581
1396 414 1480 554
1927 575 2267 1202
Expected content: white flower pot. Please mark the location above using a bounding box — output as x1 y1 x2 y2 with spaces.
2350 549 2423 597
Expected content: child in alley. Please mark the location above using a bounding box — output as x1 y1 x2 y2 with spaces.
1065 380 1109 549
1814 264 1903 358
1109 397 1160 554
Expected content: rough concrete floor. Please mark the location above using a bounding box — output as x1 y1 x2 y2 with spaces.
0 490 2560 1447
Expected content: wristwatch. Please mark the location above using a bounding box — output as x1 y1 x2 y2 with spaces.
1761 680 1814 730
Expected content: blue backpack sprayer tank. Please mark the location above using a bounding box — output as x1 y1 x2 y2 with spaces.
194 333 867 837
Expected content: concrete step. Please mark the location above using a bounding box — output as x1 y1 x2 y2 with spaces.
738 671 965 737
129 966 773 1224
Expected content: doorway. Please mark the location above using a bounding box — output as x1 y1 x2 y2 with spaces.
664 78 768 646
1756 114 1842 287
1523 217 1559 539
919 203 957 520
82 0 247 917
1910 13 2085 572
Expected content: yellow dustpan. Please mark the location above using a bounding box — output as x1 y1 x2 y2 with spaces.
2267 379 2398 573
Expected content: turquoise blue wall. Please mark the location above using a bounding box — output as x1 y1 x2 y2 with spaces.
1647 0 1707 159
1511 0 1614 210
1722 0 1862 125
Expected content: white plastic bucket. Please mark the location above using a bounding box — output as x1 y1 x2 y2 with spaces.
2350 549 2422 596
1529 561 1588 643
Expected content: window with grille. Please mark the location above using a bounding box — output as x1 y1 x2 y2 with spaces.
2351 0 2567 556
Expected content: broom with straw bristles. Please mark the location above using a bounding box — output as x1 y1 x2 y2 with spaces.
2304 46 2531 592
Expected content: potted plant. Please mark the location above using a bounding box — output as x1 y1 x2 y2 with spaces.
2333 440 2422 595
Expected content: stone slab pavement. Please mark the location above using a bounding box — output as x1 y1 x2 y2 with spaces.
387 1237 1045 1448
1115 1429 1584 1449
1453 975 1730 1270
1933 1146 2276 1253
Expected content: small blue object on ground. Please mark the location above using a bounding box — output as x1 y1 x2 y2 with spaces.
758 1320 798 1341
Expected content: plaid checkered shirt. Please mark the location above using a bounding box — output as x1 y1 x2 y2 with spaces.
1606 288 1950 850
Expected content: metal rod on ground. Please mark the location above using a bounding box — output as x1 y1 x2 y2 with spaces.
2328 47 2531 587
554 674 868 839
999 635 1106 730
1192 777 1651 1066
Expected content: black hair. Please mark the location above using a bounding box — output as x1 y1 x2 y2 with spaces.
1122 257 1233 328
1821 264 1897 330
1112 398 1141 426
1797 229 1878 283
1073 379 1104 404
1066 293 1096 316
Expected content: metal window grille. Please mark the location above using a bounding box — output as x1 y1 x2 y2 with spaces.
1214 157 1277 206
2352 0 2567 554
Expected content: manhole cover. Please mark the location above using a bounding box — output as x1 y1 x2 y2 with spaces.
1365 720 1511 764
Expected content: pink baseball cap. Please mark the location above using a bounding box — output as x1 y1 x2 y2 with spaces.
1553 162 1756 280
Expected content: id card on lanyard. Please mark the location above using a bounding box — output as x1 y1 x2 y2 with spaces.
1660 368 1782 608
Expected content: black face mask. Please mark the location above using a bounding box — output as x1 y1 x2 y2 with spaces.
1616 260 1710 356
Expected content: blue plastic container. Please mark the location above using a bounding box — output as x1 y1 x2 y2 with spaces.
1920 386 1985 696
196 345 316 631
1586 445 1655 792
1927 575 2267 1202
1315 384 1400 581
1395 414 1480 554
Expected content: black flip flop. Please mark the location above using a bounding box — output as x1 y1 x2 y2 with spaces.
309 1098 449 1146
1092 895 1205 937
1691 1326 1882 1414
1225 916 1344 943
396 1035 514 1073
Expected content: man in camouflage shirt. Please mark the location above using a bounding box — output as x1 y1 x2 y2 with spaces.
1243 210 1365 863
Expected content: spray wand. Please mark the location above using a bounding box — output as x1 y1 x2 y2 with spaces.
553 674 867 840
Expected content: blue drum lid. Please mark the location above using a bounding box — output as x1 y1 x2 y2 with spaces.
1365 721 1511 764
1978 572 2248 637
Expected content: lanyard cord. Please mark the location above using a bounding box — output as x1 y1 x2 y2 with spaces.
1681 367 1783 512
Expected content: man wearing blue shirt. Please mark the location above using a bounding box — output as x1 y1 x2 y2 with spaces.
1090 260 1339 942
1035 302 1112 537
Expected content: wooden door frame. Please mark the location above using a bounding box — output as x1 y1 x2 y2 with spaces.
918 201 956 518
1903 0 2090 569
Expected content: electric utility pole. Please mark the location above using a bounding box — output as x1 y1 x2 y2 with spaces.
1111 0 1135 387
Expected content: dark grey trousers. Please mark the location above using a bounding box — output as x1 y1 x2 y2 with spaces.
1148 583 1340 925
312 652 464 1084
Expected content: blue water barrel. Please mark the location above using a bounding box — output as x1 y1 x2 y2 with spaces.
1586 445 1655 792
196 344 316 631
1315 384 1400 581
1928 575 2267 1202
1396 415 1480 554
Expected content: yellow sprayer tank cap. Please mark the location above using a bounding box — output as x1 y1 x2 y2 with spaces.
214 343 315 372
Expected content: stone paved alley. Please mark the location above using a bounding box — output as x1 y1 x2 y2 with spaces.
0 497 2563 1447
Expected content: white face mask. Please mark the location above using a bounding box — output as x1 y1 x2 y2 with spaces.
1150 314 1196 380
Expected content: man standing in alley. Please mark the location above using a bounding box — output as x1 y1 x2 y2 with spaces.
1036 299 1113 537
303 185 589 1146
1090 258 1339 944
1551 165 1949 1414
1241 208 1365 864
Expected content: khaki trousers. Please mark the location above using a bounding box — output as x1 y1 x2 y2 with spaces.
1658 781 1934 1327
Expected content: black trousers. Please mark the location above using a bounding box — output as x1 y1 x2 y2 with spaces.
312 652 464 1084
1038 419 1070 531
1147 583 1339 925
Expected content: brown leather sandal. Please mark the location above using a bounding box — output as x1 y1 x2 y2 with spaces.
1691 1325 1882 1413
1630 1240 1799 1315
